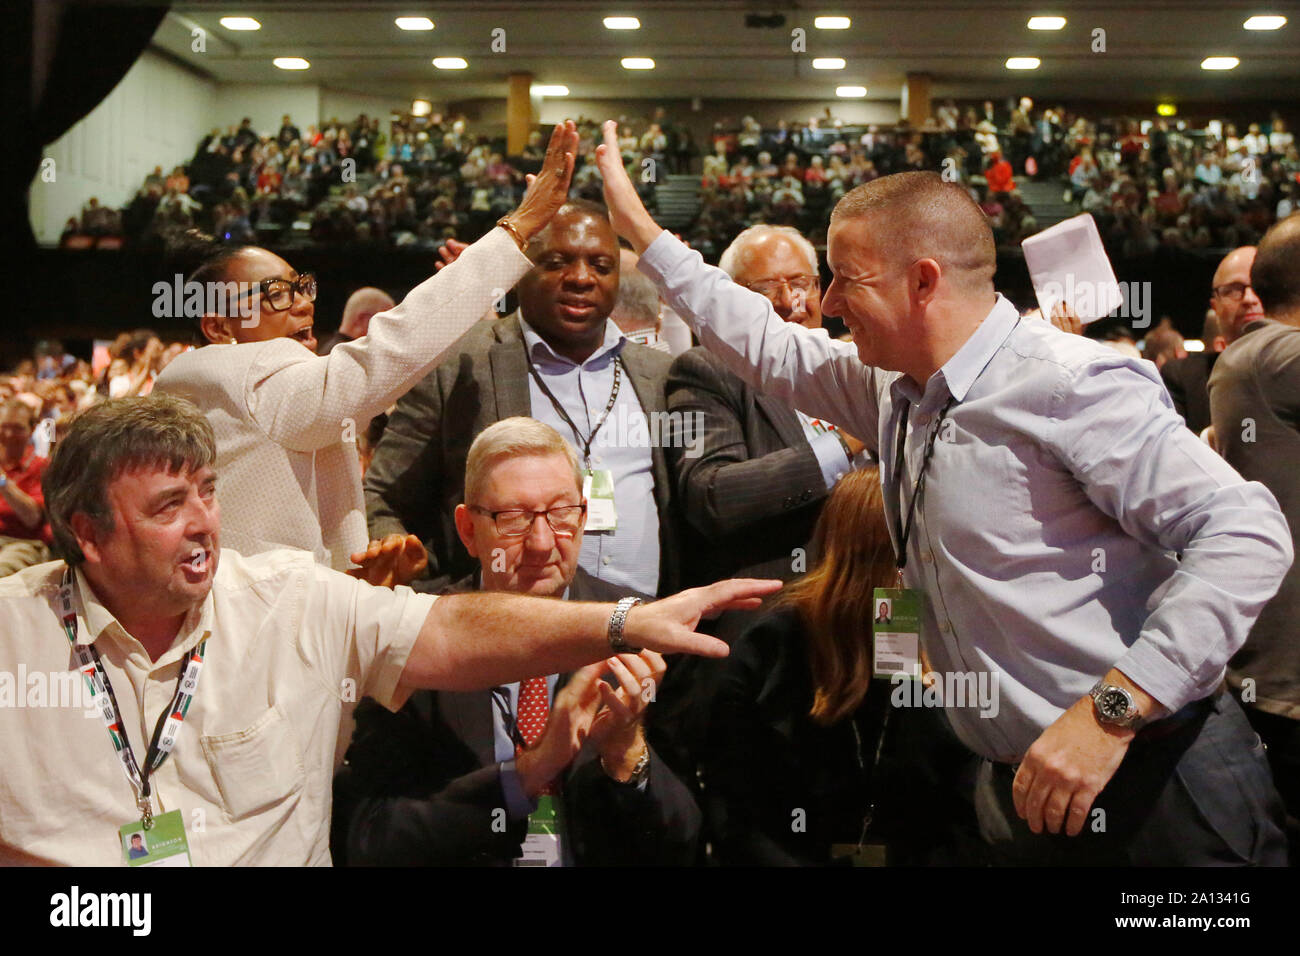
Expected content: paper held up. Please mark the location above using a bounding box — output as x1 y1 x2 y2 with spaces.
1021 213 1125 324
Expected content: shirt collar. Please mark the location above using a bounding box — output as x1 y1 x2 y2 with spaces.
518 312 626 369
890 293 1020 411
72 565 213 664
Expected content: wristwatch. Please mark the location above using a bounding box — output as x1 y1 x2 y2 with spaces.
1090 679 1144 729
608 596 643 653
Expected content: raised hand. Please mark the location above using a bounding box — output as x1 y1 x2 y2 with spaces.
509 120 580 241
594 119 662 253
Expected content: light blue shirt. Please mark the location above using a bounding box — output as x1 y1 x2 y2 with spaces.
639 230 1292 762
495 674 560 819
518 314 661 596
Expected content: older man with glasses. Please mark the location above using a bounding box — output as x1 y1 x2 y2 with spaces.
667 224 870 587
339 417 699 867
156 122 580 584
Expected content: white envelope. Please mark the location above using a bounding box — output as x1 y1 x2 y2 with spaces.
1021 213 1124 324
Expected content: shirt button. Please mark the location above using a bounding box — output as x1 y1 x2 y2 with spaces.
592 455 602 464
940 620 951 634
601 556 611 566
922 550 934 563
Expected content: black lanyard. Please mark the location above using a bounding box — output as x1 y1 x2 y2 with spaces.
491 686 528 751
526 353 623 467
891 396 957 572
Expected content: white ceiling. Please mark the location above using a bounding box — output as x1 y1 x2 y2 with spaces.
157 1 1300 104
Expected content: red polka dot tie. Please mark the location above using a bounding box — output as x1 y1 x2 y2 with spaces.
516 676 553 794
517 677 550 747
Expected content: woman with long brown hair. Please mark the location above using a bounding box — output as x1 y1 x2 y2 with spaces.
700 467 977 865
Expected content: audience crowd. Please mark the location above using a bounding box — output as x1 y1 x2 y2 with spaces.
8 106 1300 871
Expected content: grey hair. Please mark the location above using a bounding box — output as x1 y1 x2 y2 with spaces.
610 269 662 334
43 394 217 565
464 417 582 506
718 224 819 279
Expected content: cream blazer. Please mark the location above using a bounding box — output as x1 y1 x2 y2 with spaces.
156 227 530 570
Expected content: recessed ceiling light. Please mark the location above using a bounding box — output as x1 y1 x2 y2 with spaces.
1027 16 1066 30
433 57 468 69
604 16 641 30
411 100 432 117
273 57 310 70
220 17 261 31
1156 103 1177 116
815 16 851 30
395 17 434 31
836 86 867 97
533 85 570 96
813 57 846 70
1006 57 1041 70
1243 15 1287 30
621 57 655 70
1201 56 1239 70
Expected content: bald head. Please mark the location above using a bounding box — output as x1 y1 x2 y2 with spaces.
830 171 996 291
1210 246 1263 342
340 287 395 339
1254 213 1300 323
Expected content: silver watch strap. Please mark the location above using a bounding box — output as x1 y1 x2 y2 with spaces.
608 596 642 653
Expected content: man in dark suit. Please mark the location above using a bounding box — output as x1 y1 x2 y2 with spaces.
338 419 699 866
1162 246 1263 437
667 224 869 586
364 200 678 596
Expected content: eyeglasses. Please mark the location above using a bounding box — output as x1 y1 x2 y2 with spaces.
235 273 317 311
1212 282 1256 302
469 503 586 537
744 274 820 299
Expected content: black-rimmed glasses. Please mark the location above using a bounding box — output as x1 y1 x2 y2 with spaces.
235 274 317 311
1212 282 1254 302
469 503 586 537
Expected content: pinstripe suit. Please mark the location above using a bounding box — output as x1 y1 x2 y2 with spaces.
364 311 679 595
667 346 831 586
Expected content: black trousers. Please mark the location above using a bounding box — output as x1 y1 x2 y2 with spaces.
974 691 1287 865
1243 707 1300 866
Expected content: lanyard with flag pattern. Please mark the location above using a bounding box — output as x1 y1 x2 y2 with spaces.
57 568 209 829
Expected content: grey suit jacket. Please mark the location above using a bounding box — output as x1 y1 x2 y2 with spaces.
666 346 831 586
1209 319 1300 717
364 312 679 594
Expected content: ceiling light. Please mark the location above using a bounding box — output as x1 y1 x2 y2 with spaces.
815 16 851 30
395 17 434 31
273 57 310 70
433 57 468 69
1156 103 1177 116
813 57 846 70
604 16 641 30
621 57 655 70
836 86 867 98
533 85 570 96
1201 56 1239 70
1027 16 1066 30
1006 57 1041 70
220 17 260 31
1243 15 1287 30
411 100 432 117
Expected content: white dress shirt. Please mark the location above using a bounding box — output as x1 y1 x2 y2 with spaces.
639 230 1292 761
0 549 432 865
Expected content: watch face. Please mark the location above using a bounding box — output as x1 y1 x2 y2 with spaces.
1098 687 1131 719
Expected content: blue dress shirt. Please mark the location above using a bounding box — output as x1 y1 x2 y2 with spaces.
639 230 1293 762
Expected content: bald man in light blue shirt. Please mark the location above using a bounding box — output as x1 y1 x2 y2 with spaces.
597 123 1290 865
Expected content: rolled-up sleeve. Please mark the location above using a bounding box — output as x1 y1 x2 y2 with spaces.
1050 356 1294 712
303 566 437 712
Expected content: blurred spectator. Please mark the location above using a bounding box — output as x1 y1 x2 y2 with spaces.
0 399 53 576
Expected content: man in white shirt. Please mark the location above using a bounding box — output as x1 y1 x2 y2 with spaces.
0 395 775 866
